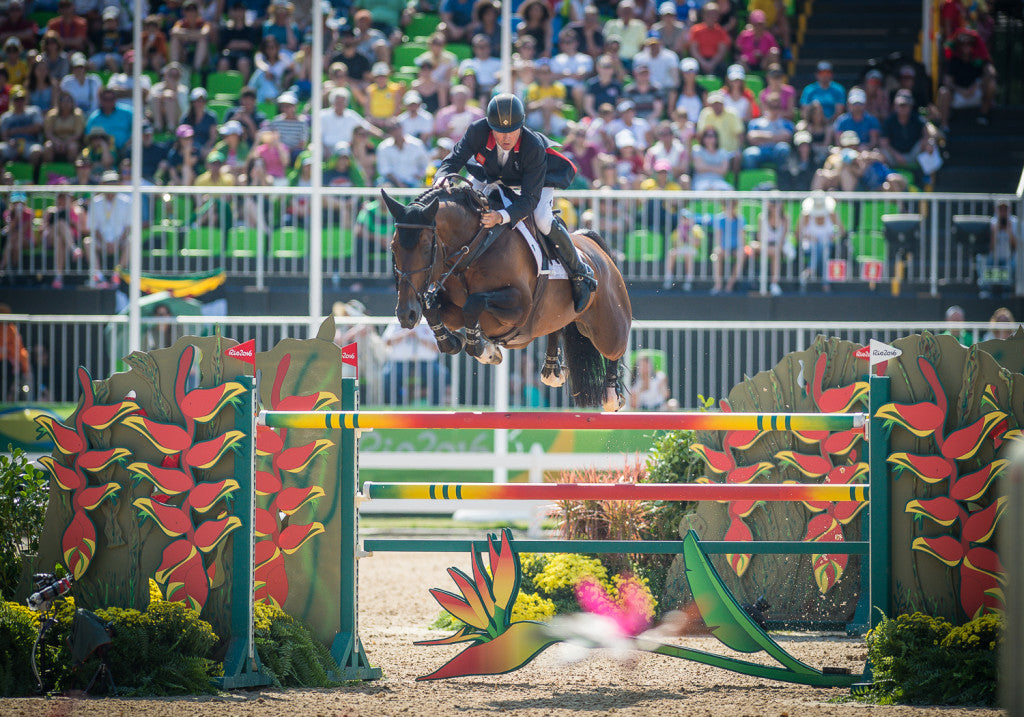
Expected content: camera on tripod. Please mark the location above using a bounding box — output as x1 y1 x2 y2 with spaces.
27 573 74 612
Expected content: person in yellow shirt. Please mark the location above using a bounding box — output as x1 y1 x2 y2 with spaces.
525 59 568 136
696 91 746 173
366 61 404 130
2 38 31 87
194 151 235 229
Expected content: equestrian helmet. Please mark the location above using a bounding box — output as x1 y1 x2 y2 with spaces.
486 93 525 133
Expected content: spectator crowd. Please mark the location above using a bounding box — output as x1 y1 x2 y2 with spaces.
0 0 1008 292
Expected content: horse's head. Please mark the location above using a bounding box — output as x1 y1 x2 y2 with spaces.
382 189 439 328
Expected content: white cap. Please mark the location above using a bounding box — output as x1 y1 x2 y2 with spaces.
190 86 208 101
614 129 637 148
371 62 390 76
680 57 699 73
101 6 119 20
219 119 243 135
726 64 745 81
803 190 837 216
277 91 298 105
848 88 867 104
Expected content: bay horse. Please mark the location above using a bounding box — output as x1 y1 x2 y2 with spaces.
381 181 632 410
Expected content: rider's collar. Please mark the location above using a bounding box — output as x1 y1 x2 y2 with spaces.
487 131 523 152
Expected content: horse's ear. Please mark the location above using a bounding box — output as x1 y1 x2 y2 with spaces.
380 189 406 219
421 197 439 219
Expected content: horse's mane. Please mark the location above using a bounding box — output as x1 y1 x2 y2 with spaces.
410 184 484 216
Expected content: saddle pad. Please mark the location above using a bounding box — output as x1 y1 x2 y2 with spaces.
493 188 570 281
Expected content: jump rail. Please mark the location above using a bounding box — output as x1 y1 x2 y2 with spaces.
259 410 866 432
362 481 869 503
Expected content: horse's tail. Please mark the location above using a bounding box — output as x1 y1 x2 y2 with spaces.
576 227 614 260
563 322 612 408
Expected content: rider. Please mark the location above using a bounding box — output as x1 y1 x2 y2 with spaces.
433 93 596 312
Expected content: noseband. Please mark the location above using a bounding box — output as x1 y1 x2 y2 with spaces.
392 194 484 309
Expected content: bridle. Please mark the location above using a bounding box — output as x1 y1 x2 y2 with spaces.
392 217 472 310
392 183 491 310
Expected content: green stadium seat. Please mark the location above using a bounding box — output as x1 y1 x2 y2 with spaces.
323 227 353 259
259 100 278 119
227 226 262 258
143 225 181 257
629 348 667 374
271 226 307 258
181 226 222 257
696 75 723 93
448 43 472 61
207 71 244 100
404 12 442 40
624 229 665 261
6 162 36 183
40 162 77 182
745 74 765 95
207 100 234 122
393 42 429 70
737 168 777 191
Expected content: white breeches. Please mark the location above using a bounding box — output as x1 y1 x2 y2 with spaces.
471 179 555 234
534 187 555 234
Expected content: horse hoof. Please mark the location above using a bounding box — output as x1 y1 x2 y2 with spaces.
541 369 565 388
474 343 503 365
437 332 466 355
602 389 624 412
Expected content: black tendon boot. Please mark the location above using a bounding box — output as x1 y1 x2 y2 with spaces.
546 217 596 312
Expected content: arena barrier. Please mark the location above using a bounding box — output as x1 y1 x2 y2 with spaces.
237 375 893 687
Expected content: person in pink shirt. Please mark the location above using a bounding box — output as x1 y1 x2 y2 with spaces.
758 63 796 120
433 84 484 143
734 10 779 72
252 128 290 185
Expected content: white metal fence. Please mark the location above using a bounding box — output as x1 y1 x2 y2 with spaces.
2 314 1013 408
2 186 1022 295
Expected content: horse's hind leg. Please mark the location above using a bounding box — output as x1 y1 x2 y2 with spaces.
540 331 565 387
603 358 625 412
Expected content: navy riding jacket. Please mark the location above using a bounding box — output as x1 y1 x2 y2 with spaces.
436 118 577 226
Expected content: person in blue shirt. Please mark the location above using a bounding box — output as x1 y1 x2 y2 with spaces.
440 0 476 42
84 87 132 154
799 60 845 120
710 199 746 294
742 91 793 170
832 88 880 149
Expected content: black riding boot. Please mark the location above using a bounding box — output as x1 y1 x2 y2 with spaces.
546 218 596 312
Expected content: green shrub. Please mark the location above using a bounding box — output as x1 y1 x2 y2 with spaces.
634 427 707 608
253 602 340 688
0 597 39 696
0 446 48 596
63 600 222 696
4 593 222 696
642 428 707 541
866 611 1002 706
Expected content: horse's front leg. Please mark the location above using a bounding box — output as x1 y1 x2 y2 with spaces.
603 358 625 412
422 293 465 355
540 331 565 387
462 287 524 365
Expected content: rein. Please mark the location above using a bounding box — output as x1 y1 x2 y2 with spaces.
392 194 493 310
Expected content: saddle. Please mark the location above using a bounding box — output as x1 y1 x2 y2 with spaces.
479 185 557 266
